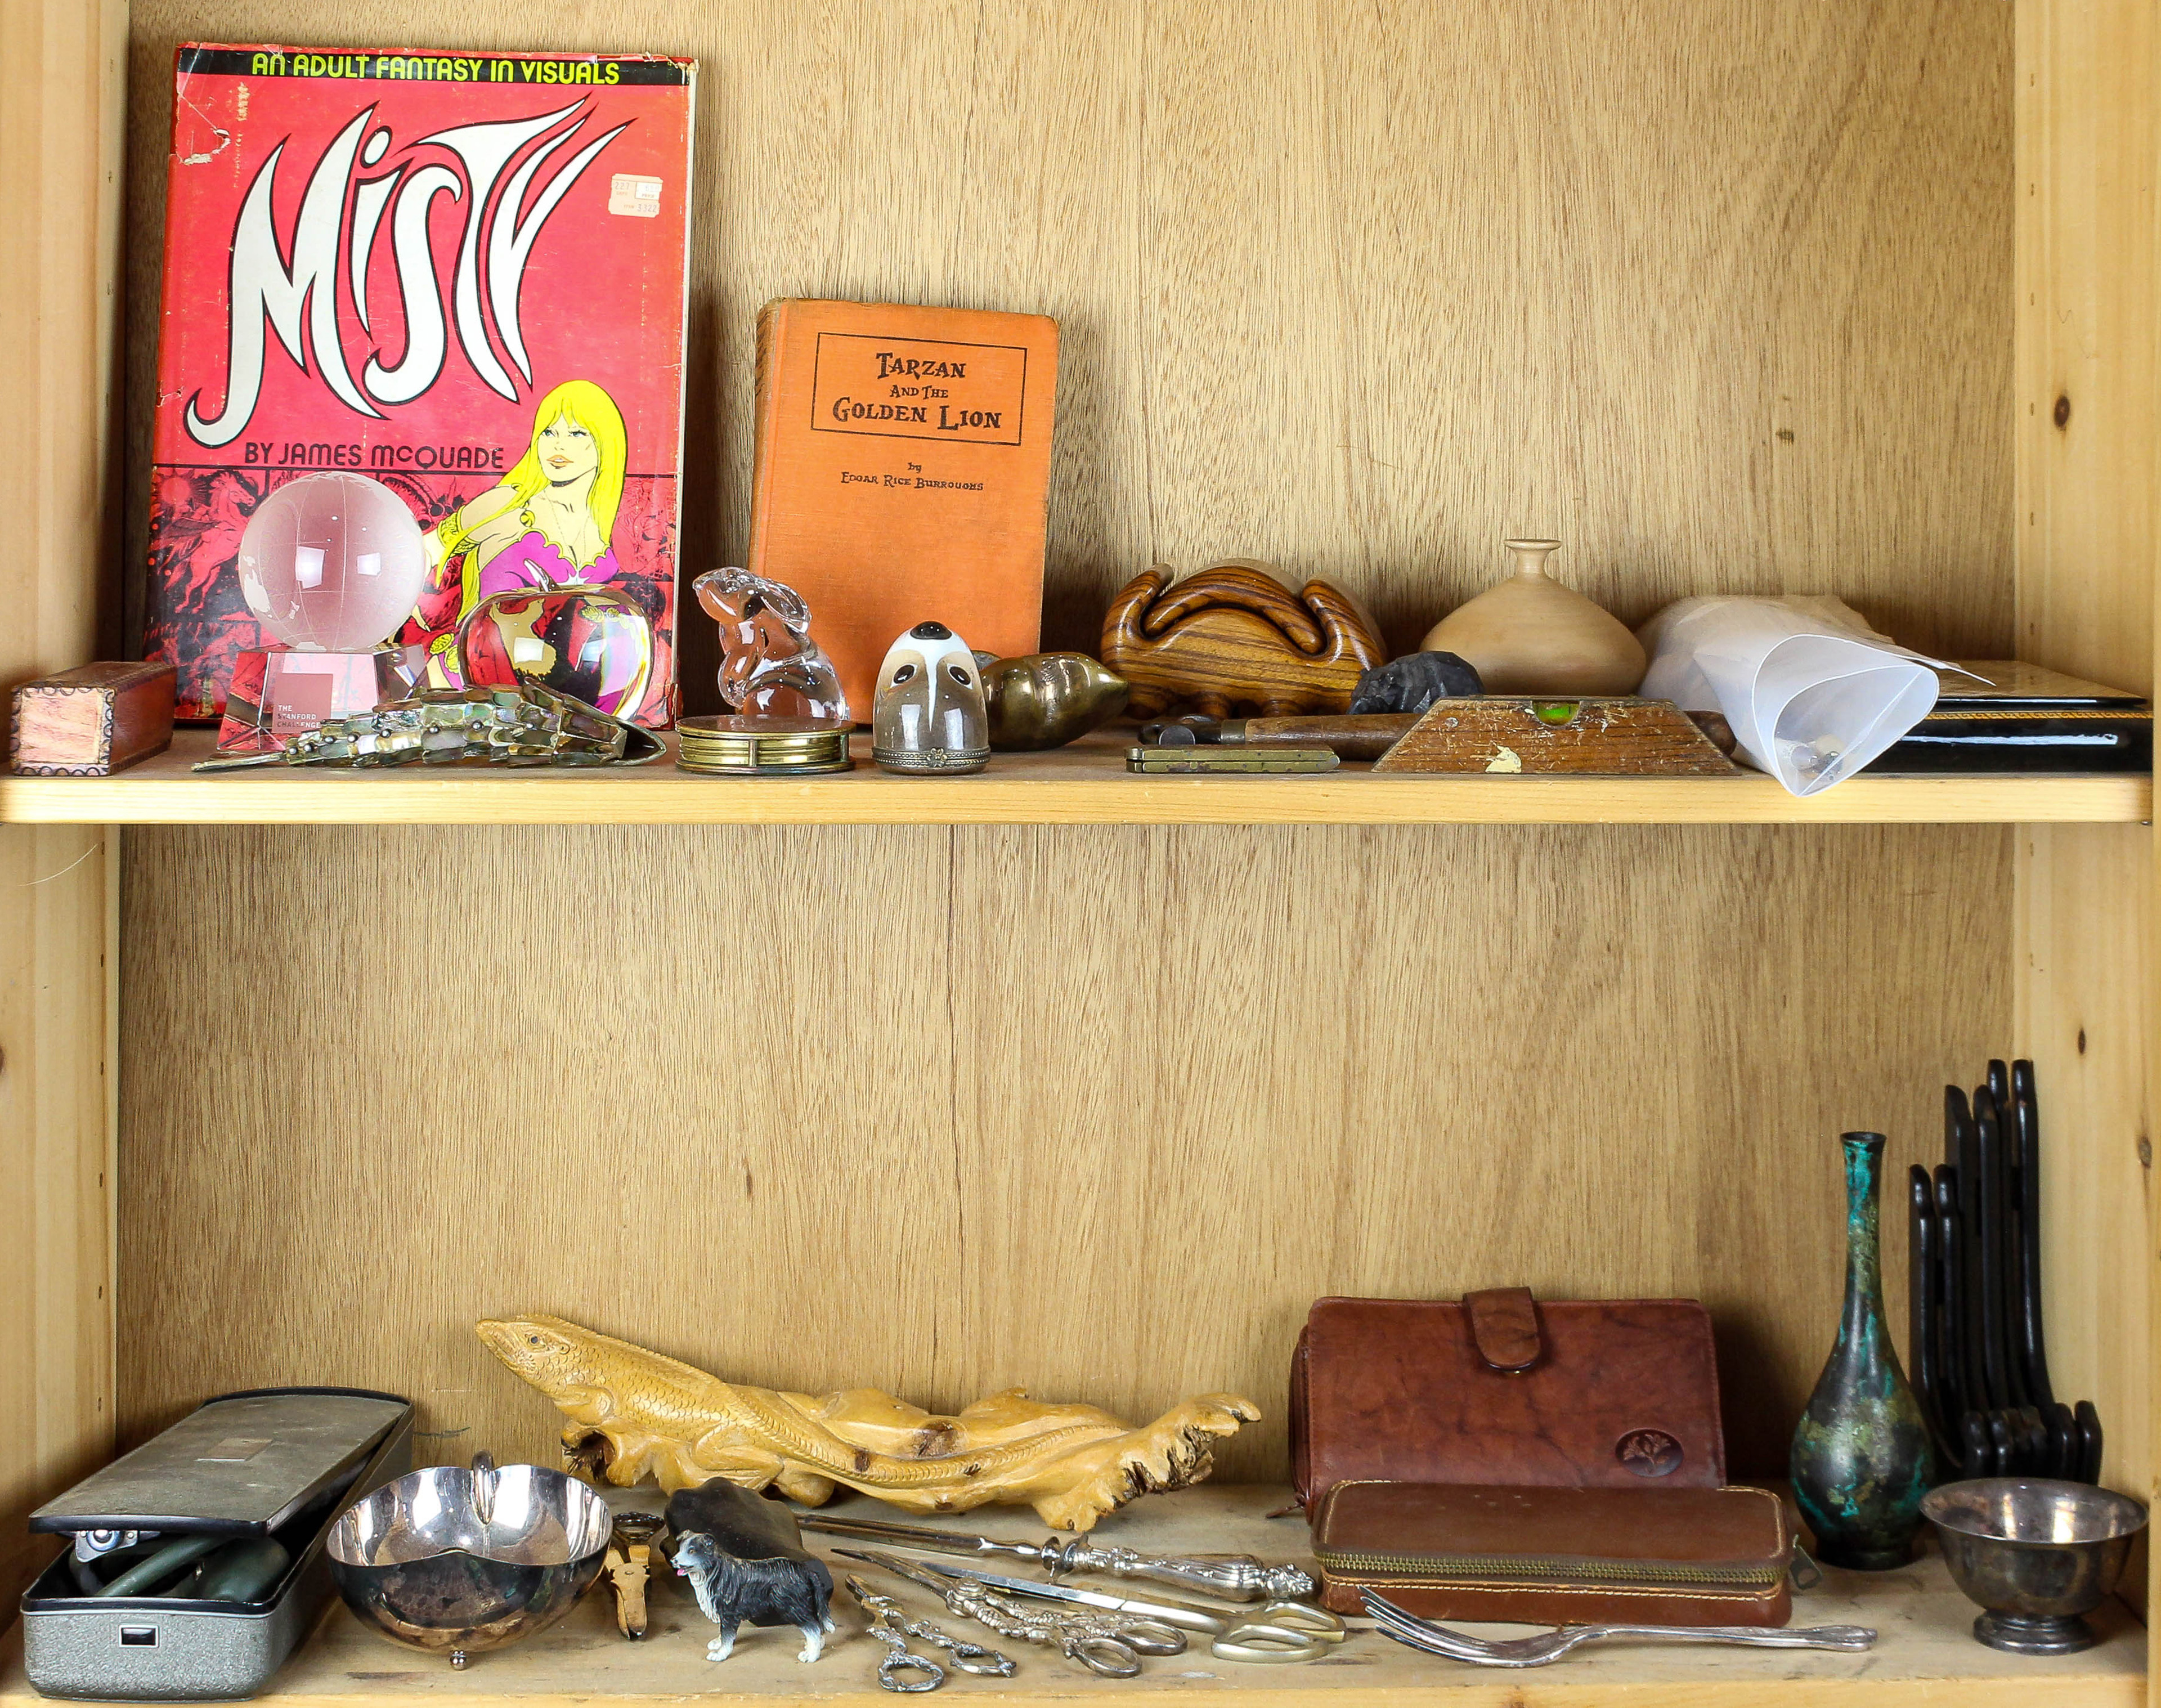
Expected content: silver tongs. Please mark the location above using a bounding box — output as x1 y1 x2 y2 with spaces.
843 1552 1346 1664
837 1548 1187 1678
799 1511 1316 1601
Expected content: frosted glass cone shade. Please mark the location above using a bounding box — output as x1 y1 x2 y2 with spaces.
236 473 428 652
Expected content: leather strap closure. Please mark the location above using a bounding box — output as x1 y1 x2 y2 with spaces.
1465 1287 1543 1371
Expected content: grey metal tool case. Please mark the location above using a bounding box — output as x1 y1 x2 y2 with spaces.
21 1387 414 1700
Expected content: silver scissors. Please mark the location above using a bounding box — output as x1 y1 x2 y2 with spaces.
890 1554 1346 1664
843 1574 1015 1691
836 1548 1185 1677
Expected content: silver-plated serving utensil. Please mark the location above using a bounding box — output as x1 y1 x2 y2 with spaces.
1362 1591 1875 1669
799 1512 1316 1602
836 1548 1181 1678
888 1555 1342 1662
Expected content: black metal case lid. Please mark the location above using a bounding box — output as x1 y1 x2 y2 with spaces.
30 1388 411 1537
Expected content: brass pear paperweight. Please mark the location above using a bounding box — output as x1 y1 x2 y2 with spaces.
1421 538 1646 696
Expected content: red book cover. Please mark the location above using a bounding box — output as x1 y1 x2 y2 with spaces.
143 44 695 726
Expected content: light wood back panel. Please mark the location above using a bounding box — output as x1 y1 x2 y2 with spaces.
2011 0 2158 1627
0 826 115 1608
121 0 2014 673
1 0 125 689
0 0 126 1610
111 0 2025 1487
118 822 2010 1481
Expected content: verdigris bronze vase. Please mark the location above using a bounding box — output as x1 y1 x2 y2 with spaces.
1791 1131 1937 1568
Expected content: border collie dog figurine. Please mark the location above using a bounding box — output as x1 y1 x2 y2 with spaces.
667 1482 836 1664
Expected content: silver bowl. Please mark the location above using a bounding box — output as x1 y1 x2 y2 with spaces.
326 1455 613 1666
1921 1477 2148 1655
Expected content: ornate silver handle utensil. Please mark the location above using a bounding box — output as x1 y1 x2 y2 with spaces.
870 1552 1343 1662
844 1576 1015 1681
846 1573 1026 1691
836 1548 1185 1678
1364 1590 1875 1669
1046 1538 1317 1602
800 1512 1316 1602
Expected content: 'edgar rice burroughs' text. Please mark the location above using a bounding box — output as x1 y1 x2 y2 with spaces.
841 471 986 492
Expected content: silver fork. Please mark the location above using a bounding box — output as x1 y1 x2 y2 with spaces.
1362 1592 1876 1669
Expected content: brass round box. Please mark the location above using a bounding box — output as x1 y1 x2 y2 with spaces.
675 714 854 775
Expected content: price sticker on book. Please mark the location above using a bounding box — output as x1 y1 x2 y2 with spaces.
609 173 664 217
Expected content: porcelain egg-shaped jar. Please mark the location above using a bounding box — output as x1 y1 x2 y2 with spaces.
872 622 990 774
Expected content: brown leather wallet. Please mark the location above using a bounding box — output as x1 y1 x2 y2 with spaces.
1289 1289 1726 1508
1311 1480 1793 1626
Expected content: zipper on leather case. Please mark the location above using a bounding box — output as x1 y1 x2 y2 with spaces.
1316 1549 1783 1588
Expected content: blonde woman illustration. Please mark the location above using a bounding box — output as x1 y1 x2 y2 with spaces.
425 379 628 615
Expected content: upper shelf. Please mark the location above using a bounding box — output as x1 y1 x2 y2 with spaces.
0 731 2147 827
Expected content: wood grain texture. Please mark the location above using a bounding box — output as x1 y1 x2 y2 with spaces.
1 1483 2145 1705
4 729 2149 825
2011 0 2159 1637
0 0 125 1615
0 826 116 1610
118 822 2009 1482
1102 564 1384 719
2015 0 2157 697
1 0 125 700
2015 827 2152 1562
118 0 2012 674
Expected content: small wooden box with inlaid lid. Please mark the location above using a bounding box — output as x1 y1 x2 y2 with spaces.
10 661 177 775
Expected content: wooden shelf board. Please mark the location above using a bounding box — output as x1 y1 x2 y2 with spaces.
2 1487 2140 1706
0 732 2149 826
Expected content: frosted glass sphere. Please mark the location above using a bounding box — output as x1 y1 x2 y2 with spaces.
236 473 427 652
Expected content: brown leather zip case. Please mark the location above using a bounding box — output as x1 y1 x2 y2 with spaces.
1312 1480 1792 1625
1289 1290 1725 1508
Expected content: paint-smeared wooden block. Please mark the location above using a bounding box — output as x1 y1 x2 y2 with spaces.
10 661 177 775
1372 697 1739 775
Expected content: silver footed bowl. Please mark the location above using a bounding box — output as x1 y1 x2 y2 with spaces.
327 1455 613 1667
1921 1477 2148 1656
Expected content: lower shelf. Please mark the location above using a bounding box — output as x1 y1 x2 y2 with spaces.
1 1486 2142 1705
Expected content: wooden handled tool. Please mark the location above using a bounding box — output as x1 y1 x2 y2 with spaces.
1138 714 1417 760
1218 715 1416 760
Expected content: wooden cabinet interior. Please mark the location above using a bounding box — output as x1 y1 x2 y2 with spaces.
0 0 2154 1697
117 819 2006 1483
2012 0 2159 1634
0 0 124 1613
116 0 2016 667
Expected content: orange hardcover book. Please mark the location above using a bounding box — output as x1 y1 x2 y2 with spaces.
747 299 1059 715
